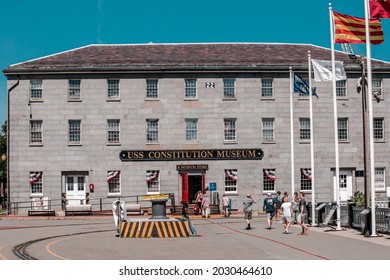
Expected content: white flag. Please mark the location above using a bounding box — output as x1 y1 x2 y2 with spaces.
312 59 347 82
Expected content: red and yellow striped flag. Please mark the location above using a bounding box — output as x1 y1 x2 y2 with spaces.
333 11 384 44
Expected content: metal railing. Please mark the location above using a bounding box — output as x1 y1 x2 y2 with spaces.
7 193 176 215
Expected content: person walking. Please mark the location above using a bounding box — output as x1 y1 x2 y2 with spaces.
243 193 257 230
182 202 200 237
201 193 210 218
297 192 309 235
222 194 230 218
292 192 300 224
263 193 275 230
275 191 282 221
281 197 293 234
195 191 202 215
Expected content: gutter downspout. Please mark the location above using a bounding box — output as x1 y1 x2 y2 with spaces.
6 76 19 214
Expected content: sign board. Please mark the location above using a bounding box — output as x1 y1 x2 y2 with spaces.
143 194 169 201
209 182 216 191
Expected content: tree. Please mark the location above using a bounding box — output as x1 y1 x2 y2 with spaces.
0 121 7 197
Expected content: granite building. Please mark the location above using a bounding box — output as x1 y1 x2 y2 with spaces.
3 43 390 214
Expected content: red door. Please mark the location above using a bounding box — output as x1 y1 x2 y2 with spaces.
181 173 189 202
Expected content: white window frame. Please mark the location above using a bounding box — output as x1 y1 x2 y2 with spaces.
107 171 121 195
263 169 276 192
146 119 159 143
107 119 120 144
185 79 197 99
336 80 347 98
68 79 81 100
300 168 312 191
30 80 43 100
185 118 198 141
30 171 43 195
375 167 385 191
107 79 120 100
262 118 275 142
224 169 238 194
30 120 43 145
373 118 384 141
147 170 160 194
338 118 348 142
224 118 237 143
261 78 274 98
146 79 159 99
299 118 310 142
223 78 236 99
68 120 81 145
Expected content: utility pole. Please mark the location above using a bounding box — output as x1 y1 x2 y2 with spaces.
359 55 371 208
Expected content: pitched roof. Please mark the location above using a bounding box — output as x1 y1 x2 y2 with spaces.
4 43 390 74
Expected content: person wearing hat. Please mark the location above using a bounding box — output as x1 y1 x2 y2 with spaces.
243 193 257 230
263 193 276 230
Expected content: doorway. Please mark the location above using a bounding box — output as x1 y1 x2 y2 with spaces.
181 172 205 203
65 175 86 205
333 170 353 202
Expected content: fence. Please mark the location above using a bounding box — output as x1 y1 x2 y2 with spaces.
311 202 390 234
7 193 176 215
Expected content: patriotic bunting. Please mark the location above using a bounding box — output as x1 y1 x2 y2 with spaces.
264 169 276 181
30 172 43 184
107 171 120 182
301 169 312 180
146 170 159 182
225 169 238 181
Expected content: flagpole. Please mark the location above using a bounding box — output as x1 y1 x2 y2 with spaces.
364 0 377 237
307 52 316 226
289 67 295 198
329 3 342 230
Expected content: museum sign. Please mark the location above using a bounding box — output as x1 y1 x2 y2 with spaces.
119 148 263 161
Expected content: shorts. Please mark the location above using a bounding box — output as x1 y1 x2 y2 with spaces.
266 212 274 219
298 213 307 224
283 216 292 223
244 211 252 220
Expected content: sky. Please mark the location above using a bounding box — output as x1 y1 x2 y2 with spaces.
1 0 390 125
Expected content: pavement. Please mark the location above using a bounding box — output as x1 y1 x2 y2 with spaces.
1 212 389 260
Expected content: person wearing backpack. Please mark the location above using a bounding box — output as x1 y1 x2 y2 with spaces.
263 193 276 229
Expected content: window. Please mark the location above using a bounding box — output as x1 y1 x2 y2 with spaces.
185 79 197 98
107 119 120 144
300 168 312 191
146 170 160 193
30 80 42 100
30 171 43 194
261 79 273 98
338 118 348 141
146 79 158 99
146 119 159 143
107 79 120 99
185 118 198 141
372 79 382 100
375 167 385 191
299 118 310 141
30 120 43 144
107 171 121 194
374 118 384 141
336 80 347 97
223 79 236 98
68 120 81 144
224 169 238 193
68 80 81 100
224 118 236 142
262 118 275 142
263 169 276 192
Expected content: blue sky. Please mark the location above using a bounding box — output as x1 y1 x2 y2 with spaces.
1 0 390 125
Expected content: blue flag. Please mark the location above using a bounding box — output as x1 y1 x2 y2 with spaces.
293 73 319 99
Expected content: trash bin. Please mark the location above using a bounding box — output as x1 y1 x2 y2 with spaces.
360 208 371 237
